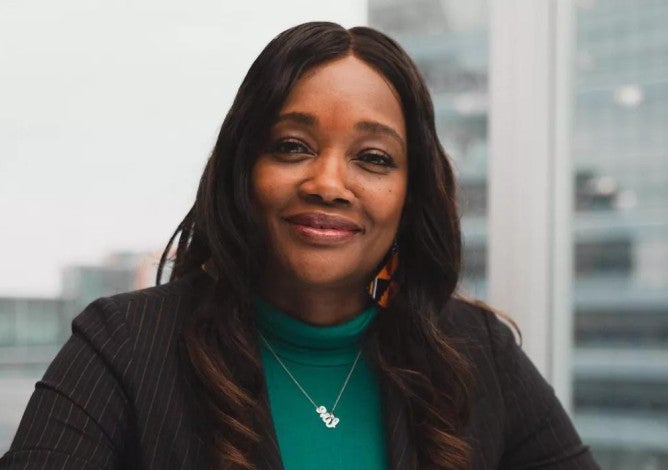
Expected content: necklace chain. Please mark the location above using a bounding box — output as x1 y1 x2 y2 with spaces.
259 333 362 428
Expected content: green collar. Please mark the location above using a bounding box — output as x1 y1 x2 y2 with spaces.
255 297 377 366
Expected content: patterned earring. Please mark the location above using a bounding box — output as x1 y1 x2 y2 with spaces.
368 239 401 308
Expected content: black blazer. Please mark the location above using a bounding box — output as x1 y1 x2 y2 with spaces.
1 271 600 469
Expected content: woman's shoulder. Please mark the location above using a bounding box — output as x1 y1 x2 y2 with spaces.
442 298 599 468
437 296 529 398
57 270 211 407
73 270 208 331
66 270 210 375
2 271 212 469
440 295 520 354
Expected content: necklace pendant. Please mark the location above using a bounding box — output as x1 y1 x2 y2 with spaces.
315 406 340 429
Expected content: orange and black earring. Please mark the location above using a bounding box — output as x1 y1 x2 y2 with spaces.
368 239 400 308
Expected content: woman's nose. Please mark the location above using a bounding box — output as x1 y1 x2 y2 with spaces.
298 152 354 206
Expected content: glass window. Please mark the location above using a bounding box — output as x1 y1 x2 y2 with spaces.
571 0 668 467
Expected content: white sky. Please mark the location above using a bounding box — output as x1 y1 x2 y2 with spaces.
0 0 367 297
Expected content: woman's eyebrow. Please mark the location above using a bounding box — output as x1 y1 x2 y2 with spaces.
355 120 406 151
275 112 316 126
274 113 405 150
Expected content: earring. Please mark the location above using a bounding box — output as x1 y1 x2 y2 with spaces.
368 240 400 308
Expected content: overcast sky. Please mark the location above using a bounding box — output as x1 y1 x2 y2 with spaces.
0 0 367 297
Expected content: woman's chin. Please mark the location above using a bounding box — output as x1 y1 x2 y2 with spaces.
293 270 362 290
271 262 367 292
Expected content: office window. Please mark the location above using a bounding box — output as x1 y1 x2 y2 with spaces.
570 0 668 467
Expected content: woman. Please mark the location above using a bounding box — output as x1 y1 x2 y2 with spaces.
1 22 599 469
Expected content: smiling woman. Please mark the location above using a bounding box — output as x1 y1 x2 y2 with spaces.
0 22 600 470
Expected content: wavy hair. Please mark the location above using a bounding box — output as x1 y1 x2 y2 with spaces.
158 21 476 469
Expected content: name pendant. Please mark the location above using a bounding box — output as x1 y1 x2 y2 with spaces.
316 405 340 429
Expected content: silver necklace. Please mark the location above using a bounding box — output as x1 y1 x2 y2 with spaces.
259 333 362 429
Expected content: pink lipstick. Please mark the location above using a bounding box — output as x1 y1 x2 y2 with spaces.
284 213 362 244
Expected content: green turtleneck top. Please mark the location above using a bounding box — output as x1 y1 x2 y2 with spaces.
256 298 388 470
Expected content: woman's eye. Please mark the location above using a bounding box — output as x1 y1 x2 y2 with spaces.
270 139 310 155
358 151 396 168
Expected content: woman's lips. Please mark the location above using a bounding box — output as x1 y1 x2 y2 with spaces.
284 213 362 244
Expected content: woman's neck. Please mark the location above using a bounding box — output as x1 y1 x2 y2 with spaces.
258 283 369 326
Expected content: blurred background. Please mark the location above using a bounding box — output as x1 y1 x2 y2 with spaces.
1 0 666 468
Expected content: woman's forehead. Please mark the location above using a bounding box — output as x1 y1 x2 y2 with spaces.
277 55 406 140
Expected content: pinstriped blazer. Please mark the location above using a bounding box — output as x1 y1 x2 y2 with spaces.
0 271 600 469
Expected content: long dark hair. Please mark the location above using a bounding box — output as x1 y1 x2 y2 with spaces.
158 22 475 469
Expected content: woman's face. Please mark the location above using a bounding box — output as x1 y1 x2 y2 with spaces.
252 55 408 293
